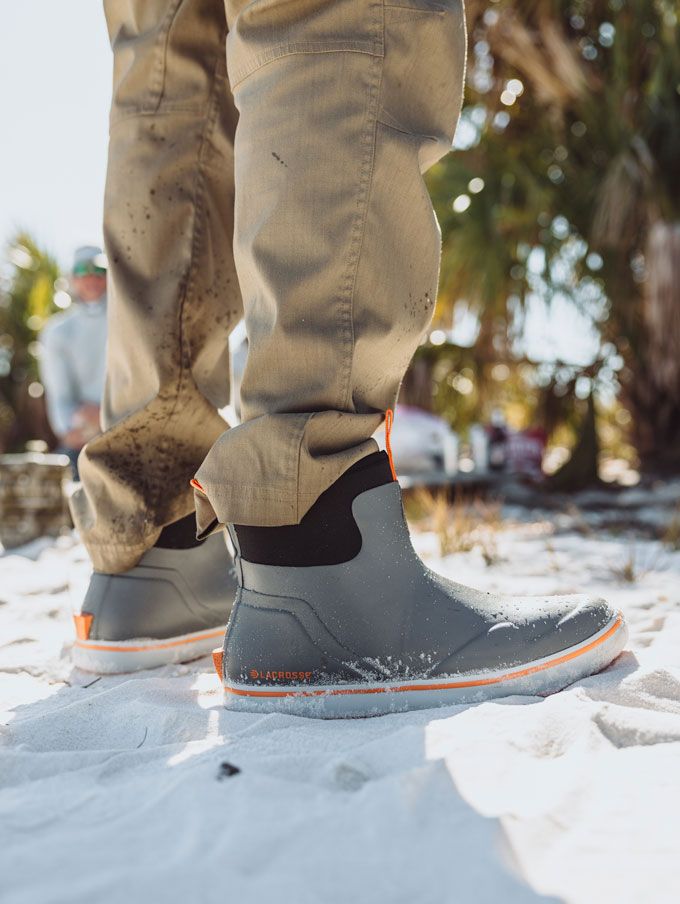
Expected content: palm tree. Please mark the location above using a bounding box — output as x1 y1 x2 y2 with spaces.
429 0 680 472
0 232 61 450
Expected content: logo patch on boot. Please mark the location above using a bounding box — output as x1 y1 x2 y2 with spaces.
249 669 313 682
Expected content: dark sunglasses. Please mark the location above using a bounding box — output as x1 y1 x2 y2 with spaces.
73 263 107 277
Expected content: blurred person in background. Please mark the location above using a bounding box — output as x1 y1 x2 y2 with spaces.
40 245 107 477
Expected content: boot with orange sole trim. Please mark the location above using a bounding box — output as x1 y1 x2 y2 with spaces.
73 517 236 674
211 450 627 718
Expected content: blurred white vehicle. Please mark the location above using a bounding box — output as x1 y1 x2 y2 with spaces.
226 335 458 476
373 404 458 475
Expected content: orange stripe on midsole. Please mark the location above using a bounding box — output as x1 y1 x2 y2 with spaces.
75 627 225 653
224 615 624 699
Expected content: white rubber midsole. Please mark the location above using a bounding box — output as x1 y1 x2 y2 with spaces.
73 625 226 675
221 613 628 719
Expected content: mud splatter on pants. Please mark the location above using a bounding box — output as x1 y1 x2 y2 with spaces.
72 0 467 573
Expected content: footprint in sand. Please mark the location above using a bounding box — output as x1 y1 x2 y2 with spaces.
636 615 667 645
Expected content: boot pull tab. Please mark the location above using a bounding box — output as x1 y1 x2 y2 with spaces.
385 408 397 481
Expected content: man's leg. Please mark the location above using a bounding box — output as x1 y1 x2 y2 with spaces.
72 0 241 574
71 0 241 672
192 0 468 531
197 0 628 714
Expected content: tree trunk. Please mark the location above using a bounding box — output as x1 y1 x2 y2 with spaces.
621 222 680 474
547 392 600 492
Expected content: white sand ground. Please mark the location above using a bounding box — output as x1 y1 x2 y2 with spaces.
1 517 680 904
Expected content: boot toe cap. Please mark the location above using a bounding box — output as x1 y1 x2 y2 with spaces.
554 594 618 645
432 594 618 677
497 593 618 667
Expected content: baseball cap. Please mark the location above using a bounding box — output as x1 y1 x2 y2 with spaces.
72 245 108 276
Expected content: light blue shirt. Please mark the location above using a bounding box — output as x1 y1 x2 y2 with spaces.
40 297 107 437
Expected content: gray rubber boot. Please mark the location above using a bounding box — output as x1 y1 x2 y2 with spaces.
73 531 236 674
216 474 627 718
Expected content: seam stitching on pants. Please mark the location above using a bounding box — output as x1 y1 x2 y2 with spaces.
106 0 183 125
152 0 185 113
377 116 439 143
337 7 386 413
109 106 224 126
229 40 384 90
383 3 447 11
212 485 320 495
148 34 227 518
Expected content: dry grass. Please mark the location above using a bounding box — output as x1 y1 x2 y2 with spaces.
608 541 667 584
562 504 594 537
406 489 502 565
662 506 680 551
543 538 563 574
609 548 639 584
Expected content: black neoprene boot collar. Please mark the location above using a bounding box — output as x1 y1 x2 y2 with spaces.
233 451 395 567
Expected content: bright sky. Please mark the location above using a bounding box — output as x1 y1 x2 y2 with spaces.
0 2 598 366
0 1 110 269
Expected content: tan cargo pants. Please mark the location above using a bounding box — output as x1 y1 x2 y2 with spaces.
72 0 467 573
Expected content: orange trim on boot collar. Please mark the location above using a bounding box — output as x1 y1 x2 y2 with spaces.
385 408 397 481
190 478 205 493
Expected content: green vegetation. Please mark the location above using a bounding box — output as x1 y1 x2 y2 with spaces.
424 0 680 476
0 232 61 451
